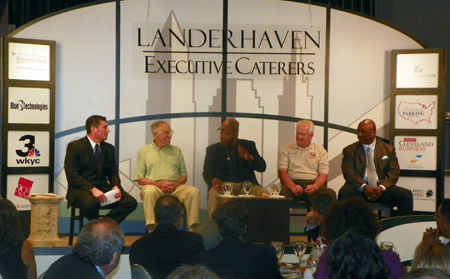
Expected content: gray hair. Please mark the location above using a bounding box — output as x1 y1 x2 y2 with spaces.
296 120 314 134
151 121 167 133
73 218 124 266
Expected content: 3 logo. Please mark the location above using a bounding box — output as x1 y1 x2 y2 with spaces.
15 134 41 165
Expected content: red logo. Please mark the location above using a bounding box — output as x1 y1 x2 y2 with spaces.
14 177 33 200
308 152 316 159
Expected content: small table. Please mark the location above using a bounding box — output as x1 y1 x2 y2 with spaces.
217 195 291 244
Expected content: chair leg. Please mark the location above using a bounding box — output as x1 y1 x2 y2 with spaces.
182 204 188 231
69 206 76 246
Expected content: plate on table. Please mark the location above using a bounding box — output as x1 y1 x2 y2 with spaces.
237 194 255 198
218 194 233 198
270 195 285 199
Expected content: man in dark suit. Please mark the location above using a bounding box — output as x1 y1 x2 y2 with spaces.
45 218 124 279
191 201 282 279
203 118 269 217
338 119 413 216
64 115 137 223
129 195 205 279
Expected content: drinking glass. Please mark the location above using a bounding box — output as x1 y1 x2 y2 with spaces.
271 241 284 262
293 240 307 262
243 181 252 196
222 183 233 196
380 241 396 253
271 182 281 197
309 246 323 267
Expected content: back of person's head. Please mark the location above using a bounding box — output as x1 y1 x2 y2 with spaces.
440 200 450 222
402 267 450 279
214 201 249 238
327 230 390 279
85 115 107 134
155 195 183 225
73 218 124 266
322 197 380 243
0 199 22 255
412 242 450 274
167 265 222 279
309 187 336 216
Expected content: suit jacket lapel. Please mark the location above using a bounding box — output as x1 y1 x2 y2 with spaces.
356 143 366 175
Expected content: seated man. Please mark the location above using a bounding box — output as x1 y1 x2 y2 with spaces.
278 119 336 238
129 195 205 279
45 218 124 279
64 115 137 224
203 118 269 218
134 121 200 232
191 201 283 279
338 119 413 216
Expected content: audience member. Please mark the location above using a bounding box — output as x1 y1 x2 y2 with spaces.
411 242 450 274
422 199 450 244
167 265 222 279
129 195 205 279
203 118 269 217
65 115 137 224
327 230 390 279
401 268 450 279
45 218 124 279
134 120 200 232
338 119 413 216
278 120 336 240
315 197 405 279
0 199 37 279
191 201 282 279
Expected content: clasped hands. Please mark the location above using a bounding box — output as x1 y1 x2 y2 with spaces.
363 186 384 201
156 179 180 193
91 186 122 203
290 184 318 196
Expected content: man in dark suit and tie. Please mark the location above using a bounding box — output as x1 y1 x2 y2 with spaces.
338 119 413 216
64 115 137 223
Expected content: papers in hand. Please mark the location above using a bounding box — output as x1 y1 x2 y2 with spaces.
101 188 120 206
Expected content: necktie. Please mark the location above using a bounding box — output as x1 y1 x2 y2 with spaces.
367 147 377 188
94 144 100 163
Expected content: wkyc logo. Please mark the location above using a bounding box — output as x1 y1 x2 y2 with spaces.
14 177 33 200
15 134 41 165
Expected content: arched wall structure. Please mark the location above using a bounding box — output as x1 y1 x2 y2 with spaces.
8 0 427 232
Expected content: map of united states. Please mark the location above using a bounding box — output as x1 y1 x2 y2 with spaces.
397 101 436 125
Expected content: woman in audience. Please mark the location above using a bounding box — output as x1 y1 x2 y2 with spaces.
314 197 405 279
0 199 37 279
327 230 390 279
411 242 450 274
401 267 450 279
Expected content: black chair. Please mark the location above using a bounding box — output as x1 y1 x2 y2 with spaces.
68 203 110 245
369 203 392 219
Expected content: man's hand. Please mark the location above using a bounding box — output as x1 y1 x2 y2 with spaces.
422 227 440 243
91 187 107 203
160 180 179 193
112 186 122 200
363 186 383 201
237 145 254 162
289 184 304 196
304 184 319 196
212 178 224 194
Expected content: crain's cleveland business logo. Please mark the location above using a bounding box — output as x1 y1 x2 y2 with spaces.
10 99 49 111
15 134 41 165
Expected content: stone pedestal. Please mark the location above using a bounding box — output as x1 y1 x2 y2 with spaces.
27 194 64 247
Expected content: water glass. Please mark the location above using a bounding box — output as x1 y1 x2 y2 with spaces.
222 182 233 196
243 181 252 195
270 182 281 196
380 241 396 253
293 240 307 262
271 241 284 262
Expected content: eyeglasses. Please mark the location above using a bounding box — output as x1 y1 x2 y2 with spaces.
158 130 174 135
